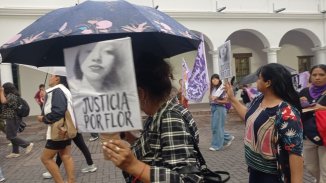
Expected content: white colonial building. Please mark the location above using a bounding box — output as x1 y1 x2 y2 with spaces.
0 0 325 115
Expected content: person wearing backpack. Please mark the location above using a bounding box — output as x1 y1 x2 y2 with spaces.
0 82 34 158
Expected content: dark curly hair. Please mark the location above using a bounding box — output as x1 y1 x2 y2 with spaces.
3 82 20 96
134 53 173 103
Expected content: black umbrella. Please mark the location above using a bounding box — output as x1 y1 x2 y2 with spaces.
0 0 200 67
239 64 297 85
238 73 258 85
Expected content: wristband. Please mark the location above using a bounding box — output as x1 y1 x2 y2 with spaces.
132 163 147 183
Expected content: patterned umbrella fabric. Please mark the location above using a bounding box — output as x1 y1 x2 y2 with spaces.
0 0 200 66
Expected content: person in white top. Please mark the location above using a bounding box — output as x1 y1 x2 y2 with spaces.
37 75 75 183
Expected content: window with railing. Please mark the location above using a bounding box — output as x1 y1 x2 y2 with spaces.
234 53 252 83
298 55 313 73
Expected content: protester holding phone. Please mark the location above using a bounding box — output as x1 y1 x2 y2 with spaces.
225 63 303 183
209 74 234 151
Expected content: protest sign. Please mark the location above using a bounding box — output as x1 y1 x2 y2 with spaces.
64 38 142 133
218 41 232 79
212 86 224 98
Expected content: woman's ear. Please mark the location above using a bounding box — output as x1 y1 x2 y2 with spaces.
265 80 271 88
54 75 61 85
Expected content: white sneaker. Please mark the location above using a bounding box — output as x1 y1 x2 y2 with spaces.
7 143 12 146
89 136 99 142
0 177 5 182
25 143 34 154
81 164 97 173
209 147 221 151
42 172 52 179
224 136 235 148
6 153 20 158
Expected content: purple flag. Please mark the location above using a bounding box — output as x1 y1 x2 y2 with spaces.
181 58 190 97
186 34 209 102
297 71 310 92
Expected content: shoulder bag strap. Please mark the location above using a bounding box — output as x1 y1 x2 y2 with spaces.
182 115 206 167
181 113 231 183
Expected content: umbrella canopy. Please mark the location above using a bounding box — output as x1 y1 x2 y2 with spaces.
0 0 200 67
238 73 258 85
239 64 297 85
20 65 67 76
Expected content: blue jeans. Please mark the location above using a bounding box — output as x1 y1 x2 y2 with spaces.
0 167 4 180
210 104 232 150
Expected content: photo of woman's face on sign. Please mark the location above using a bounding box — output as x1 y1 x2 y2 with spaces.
78 43 116 83
65 39 133 93
218 40 232 79
63 38 142 133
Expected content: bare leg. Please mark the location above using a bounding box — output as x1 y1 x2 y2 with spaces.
40 148 64 183
59 145 75 183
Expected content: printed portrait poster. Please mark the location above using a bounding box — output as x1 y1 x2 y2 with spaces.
218 41 232 79
63 38 142 133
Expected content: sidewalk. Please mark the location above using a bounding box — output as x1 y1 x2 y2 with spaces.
0 109 315 183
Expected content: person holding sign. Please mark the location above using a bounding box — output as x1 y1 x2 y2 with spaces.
102 54 202 182
37 75 75 183
298 64 326 183
209 74 234 151
73 41 124 93
224 63 303 183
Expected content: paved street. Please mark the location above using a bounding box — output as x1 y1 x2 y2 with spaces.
0 110 315 183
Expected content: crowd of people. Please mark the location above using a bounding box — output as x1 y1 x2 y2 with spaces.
0 59 325 183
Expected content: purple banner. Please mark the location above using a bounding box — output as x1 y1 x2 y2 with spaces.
186 34 209 102
297 71 310 91
182 58 190 97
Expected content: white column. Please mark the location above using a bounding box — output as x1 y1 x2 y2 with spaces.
263 47 280 63
311 46 326 65
0 63 13 83
209 50 220 74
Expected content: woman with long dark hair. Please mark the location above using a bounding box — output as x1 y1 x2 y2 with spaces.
209 74 234 151
0 82 33 158
225 63 303 183
299 64 326 183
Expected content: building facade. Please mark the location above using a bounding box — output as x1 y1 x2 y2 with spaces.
0 0 325 115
